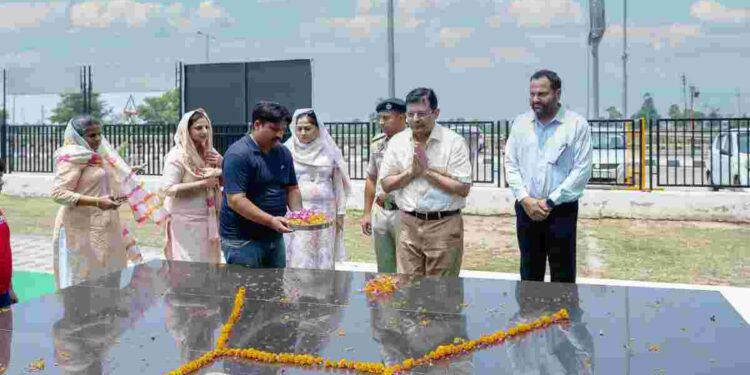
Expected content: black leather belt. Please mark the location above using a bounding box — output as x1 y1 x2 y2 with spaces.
404 210 460 221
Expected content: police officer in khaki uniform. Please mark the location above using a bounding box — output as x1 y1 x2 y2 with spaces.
360 98 407 273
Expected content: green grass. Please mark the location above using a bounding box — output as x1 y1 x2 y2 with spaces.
2 195 749 287
0 195 164 247
581 221 750 286
342 210 375 263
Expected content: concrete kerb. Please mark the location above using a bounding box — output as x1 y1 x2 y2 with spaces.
5 172 750 222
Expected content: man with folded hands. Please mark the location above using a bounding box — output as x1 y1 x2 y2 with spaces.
380 88 473 276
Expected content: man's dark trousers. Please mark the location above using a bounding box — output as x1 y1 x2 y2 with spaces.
514 200 579 283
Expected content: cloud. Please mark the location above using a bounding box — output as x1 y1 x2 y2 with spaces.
66 1 231 30
486 15 503 28
69 0 162 28
398 0 462 29
285 42 366 54
447 57 494 71
690 0 750 23
490 47 539 63
320 0 459 36
399 0 432 13
606 23 702 50
216 39 250 51
0 2 65 30
165 3 189 29
507 0 584 27
439 27 474 48
357 0 380 14
325 15 384 39
197 1 223 20
318 0 387 38
0 50 42 68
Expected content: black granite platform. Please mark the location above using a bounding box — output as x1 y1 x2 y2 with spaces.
0 260 748 374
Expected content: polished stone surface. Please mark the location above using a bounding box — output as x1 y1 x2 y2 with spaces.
1 260 749 374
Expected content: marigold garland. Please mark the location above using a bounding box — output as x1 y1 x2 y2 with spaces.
166 287 569 375
363 275 400 299
216 287 246 349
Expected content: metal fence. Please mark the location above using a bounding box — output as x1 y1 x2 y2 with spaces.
6 124 177 175
3 118 749 189
652 118 750 188
587 119 642 188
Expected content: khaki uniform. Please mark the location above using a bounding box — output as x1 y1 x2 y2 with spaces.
367 132 401 273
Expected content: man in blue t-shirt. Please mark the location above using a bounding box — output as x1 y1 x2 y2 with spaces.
220 101 303 268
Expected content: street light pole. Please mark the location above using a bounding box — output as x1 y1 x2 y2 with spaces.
387 0 395 98
622 0 628 119
588 0 606 120
197 31 212 63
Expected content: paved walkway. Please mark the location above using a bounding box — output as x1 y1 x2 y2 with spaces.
11 234 750 324
11 234 163 274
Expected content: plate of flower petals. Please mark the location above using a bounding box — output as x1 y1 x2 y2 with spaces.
286 209 332 231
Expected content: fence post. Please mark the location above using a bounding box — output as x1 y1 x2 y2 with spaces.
648 117 653 191
498 120 509 188
640 117 646 191
1 69 6 170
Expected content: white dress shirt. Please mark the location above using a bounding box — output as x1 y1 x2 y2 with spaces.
504 108 592 205
380 124 472 212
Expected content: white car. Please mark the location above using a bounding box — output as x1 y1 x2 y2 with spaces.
590 131 626 184
707 131 749 187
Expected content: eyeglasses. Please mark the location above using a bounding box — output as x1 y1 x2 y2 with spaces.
406 110 433 119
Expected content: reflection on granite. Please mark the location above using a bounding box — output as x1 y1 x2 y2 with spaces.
0 260 748 374
505 282 594 374
367 274 472 374
52 263 164 374
223 270 353 374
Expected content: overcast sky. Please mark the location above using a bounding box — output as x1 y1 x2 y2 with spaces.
1 0 749 124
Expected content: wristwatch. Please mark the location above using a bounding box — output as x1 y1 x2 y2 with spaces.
545 198 556 209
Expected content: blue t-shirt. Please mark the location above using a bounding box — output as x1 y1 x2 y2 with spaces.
220 135 297 241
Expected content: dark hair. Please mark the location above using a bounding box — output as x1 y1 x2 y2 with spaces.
530 69 562 91
70 115 101 136
251 101 292 126
405 88 438 110
297 109 319 128
188 111 207 128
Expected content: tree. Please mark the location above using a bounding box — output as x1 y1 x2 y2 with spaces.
708 107 721 118
605 106 622 119
668 104 708 119
668 104 683 118
632 93 660 121
49 92 111 124
136 88 179 124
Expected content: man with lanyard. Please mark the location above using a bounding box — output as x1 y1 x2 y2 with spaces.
360 98 407 273
380 88 473 276
504 69 592 283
